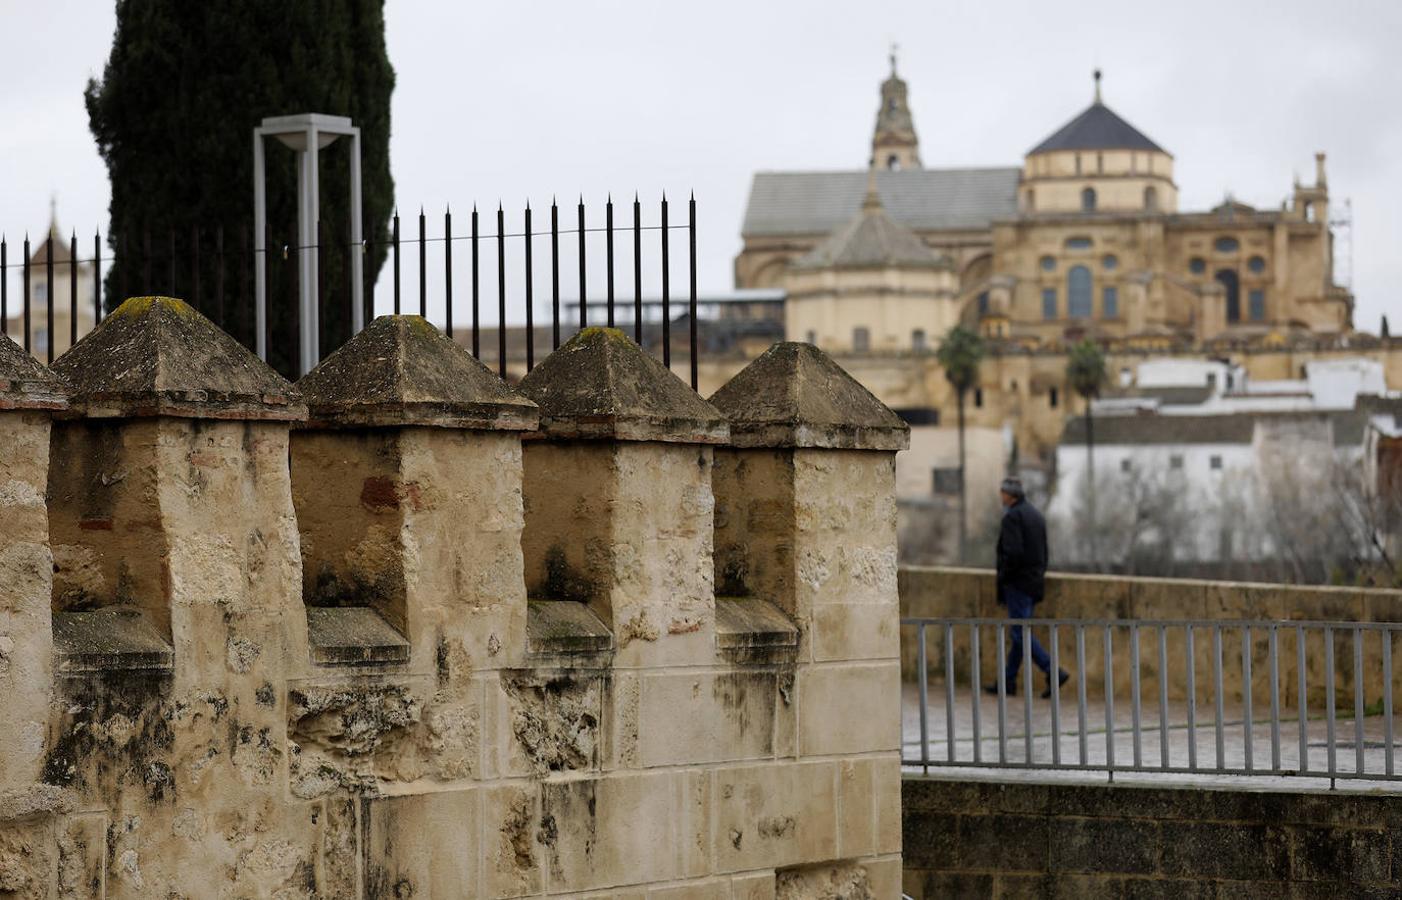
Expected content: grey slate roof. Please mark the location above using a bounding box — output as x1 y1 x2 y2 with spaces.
741 168 1021 238
793 188 947 270
1062 411 1369 447
1030 101 1166 155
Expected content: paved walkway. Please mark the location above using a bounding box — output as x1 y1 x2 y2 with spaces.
902 682 1402 791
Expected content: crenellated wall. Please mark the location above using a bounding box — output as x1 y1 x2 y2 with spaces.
0 303 907 899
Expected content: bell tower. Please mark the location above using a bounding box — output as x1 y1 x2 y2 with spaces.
871 47 921 171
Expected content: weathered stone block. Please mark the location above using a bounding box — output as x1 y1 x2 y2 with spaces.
1159 822 1290 881
540 773 680 892
715 761 838 873
812 600 899 662
364 789 481 899
483 783 543 898
636 671 777 767
491 670 604 777
730 870 778 900
1049 817 1159 875
798 662 900 757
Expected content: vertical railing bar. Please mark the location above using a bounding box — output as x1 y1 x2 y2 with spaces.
550 199 559 350
240 227 250 348
392 211 401 315
1270 625 1281 771
1 237 7 335
142 226 151 295
632 194 642 345
661 195 670 367
997 623 1007 765
917 624 929 774
192 225 201 311
524 205 534 372
119 231 128 305
472 206 481 358
605 195 615 328
1130 624 1142 768
45 227 54 364
688 193 698 391
1354 627 1364 776
342 221 353 346
1186 624 1197 771
1298 624 1308 774
444 207 453 339
216 225 225 331
316 220 325 362
418 208 427 318
362 214 373 329
1050 622 1061 767
1385 628 1395 777
1158 625 1169 769
497 205 506 379
1076 625 1087 766
1022 622 1033 765
69 232 78 351
1104 625 1115 774
1325 625 1336 776
22 235 30 354
1242 626 1253 773
1213 626 1225 771
577 198 587 331
95 231 103 325
944 624 956 764
971 623 982 764
264 225 273 359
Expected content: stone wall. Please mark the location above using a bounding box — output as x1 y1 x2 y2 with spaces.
900 565 1402 708
0 305 905 899
902 777 1402 898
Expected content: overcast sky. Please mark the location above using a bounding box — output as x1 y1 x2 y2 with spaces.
2 0 1399 333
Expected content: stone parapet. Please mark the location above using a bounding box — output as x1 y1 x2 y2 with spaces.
0 312 903 897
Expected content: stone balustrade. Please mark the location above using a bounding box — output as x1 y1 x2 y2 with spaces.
0 298 907 899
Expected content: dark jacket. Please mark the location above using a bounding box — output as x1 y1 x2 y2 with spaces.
996 498 1048 603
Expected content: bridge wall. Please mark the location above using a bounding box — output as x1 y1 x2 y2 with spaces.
902 776 1402 898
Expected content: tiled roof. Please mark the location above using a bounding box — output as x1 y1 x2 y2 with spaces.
740 168 1021 238
1029 102 1166 155
793 187 947 270
1062 410 1369 447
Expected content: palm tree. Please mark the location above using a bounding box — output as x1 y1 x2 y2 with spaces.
1067 340 1108 568
936 325 985 562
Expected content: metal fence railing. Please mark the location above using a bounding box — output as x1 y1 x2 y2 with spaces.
0 194 703 384
902 616 1402 786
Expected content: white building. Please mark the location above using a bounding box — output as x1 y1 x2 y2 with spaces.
4 210 98 361
1049 356 1387 571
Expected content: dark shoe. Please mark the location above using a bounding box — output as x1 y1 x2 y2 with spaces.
982 683 1003 696
1041 669 1070 699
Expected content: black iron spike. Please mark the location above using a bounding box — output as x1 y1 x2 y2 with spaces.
444 206 453 339
661 194 670 369
525 203 534 371
392 210 401 315
418 206 427 318
606 194 615 328
551 199 560 350
23 234 31 353
471 205 480 358
69 231 78 351
577 196 586 330
633 194 642 345
497 203 506 378
689 193 698 391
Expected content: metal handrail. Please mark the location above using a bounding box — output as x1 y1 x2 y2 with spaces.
901 615 1401 785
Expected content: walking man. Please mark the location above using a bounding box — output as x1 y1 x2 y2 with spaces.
986 477 1069 698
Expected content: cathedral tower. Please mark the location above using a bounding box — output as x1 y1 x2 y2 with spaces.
871 49 921 171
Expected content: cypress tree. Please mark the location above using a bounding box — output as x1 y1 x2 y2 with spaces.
85 1 395 376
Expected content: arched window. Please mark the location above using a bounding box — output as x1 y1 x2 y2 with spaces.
1216 269 1241 323
1068 265 1093 318
1025 188 1035 211
1081 187 1097 212
853 326 871 352
1144 186 1159 211
887 154 900 171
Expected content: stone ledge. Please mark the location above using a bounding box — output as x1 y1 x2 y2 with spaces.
307 606 411 667
716 597 799 664
52 608 174 673
527 599 613 657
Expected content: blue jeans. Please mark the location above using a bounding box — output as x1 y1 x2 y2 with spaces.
1003 586 1052 683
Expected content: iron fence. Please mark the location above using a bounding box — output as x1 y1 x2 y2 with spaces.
0 193 702 386
902 615 1402 786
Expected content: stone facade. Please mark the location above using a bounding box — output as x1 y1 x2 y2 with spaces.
0 302 906 898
